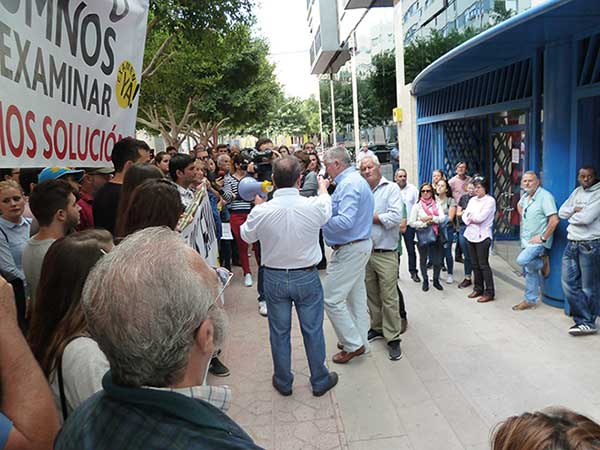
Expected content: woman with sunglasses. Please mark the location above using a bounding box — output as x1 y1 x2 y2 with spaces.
435 179 457 284
409 183 446 291
28 230 113 421
462 177 496 302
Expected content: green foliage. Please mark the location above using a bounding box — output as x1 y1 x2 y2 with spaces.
404 28 480 84
404 1 517 84
367 50 397 124
138 1 282 136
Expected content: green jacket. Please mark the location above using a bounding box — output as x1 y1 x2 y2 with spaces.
55 372 263 450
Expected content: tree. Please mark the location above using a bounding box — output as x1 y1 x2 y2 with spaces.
142 0 254 81
368 50 397 124
404 28 480 84
137 23 282 146
404 2 517 84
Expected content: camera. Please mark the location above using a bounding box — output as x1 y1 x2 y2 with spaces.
241 148 273 182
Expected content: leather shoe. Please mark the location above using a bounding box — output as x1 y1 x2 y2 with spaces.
477 295 495 303
467 291 483 298
457 278 472 289
313 372 338 397
332 346 365 364
336 342 343 350
411 273 421 283
272 376 292 396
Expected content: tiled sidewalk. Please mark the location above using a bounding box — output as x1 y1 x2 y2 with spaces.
213 253 600 450
215 272 347 450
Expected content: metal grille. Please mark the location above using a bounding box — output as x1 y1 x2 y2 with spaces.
577 31 600 87
418 124 434 185
417 59 533 118
491 132 522 239
442 119 486 179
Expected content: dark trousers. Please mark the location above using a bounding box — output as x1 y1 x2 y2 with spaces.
402 226 418 275
317 230 327 269
397 285 407 319
467 238 495 296
219 239 232 271
418 240 443 282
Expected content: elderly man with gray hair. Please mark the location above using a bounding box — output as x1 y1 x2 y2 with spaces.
322 147 374 364
359 155 405 361
54 227 262 450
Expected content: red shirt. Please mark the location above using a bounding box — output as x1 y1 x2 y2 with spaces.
77 192 94 231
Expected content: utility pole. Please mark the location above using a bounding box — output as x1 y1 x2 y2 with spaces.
350 31 361 161
330 73 337 147
317 76 325 149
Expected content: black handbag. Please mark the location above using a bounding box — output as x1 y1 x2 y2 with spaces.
416 226 437 246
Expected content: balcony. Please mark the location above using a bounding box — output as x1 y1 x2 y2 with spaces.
343 0 393 9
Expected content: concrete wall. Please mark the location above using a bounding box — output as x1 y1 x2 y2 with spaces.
394 0 419 185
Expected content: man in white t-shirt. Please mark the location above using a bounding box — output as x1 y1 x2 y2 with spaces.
355 143 375 166
395 169 420 282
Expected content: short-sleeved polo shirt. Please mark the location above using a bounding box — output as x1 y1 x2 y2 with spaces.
519 187 557 249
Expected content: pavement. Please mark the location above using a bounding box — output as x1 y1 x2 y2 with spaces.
212 251 600 450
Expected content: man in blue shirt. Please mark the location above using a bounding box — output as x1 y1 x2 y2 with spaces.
513 171 559 311
322 147 375 364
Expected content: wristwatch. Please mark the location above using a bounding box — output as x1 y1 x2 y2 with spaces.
540 235 547 243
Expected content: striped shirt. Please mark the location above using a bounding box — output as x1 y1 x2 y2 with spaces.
223 174 253 214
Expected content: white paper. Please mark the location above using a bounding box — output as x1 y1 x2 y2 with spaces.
512 148 520 164
221 223 234 240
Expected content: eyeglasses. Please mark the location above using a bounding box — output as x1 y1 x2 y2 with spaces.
198 156 211 161
421 189 433 193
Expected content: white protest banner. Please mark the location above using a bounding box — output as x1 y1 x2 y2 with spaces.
179 186 219 267
0 0 149 168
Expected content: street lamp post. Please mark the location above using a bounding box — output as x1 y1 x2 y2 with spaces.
330 73 337 147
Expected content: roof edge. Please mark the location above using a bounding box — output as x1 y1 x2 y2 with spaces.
410 0 573 96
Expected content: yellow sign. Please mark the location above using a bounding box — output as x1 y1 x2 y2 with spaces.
393 107 403 123
115 60 138 109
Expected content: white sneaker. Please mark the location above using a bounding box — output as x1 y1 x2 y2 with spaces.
446 274 454 284
258 301 268 317
244 273 253 287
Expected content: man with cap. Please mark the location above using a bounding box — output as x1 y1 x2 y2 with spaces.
37 167 85 193
76 168 114 231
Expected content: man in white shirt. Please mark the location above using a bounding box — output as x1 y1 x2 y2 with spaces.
355 143 375 167
360 157 404 361
241 157 338 397
395 169 420 282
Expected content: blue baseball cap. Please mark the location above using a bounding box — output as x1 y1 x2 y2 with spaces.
38 167 85 183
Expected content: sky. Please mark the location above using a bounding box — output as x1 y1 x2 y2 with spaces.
255 0 319 100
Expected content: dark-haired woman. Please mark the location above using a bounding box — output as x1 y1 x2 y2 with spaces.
462 177 496 302
119 179 184 238
114 164 163 238
409 183 446 291
153 151 171 177
28 230 113 420
435 179 456 284
222 153 260 289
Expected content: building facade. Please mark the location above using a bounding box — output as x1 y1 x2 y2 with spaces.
410 0 600 308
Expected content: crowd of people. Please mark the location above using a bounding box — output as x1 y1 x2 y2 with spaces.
0 138 599 449
398 161 600 336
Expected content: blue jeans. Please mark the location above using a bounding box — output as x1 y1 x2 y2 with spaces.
562 240 600 328
516 245 545 304
263 267 330 392
458 225 472 277
442 224 455 275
